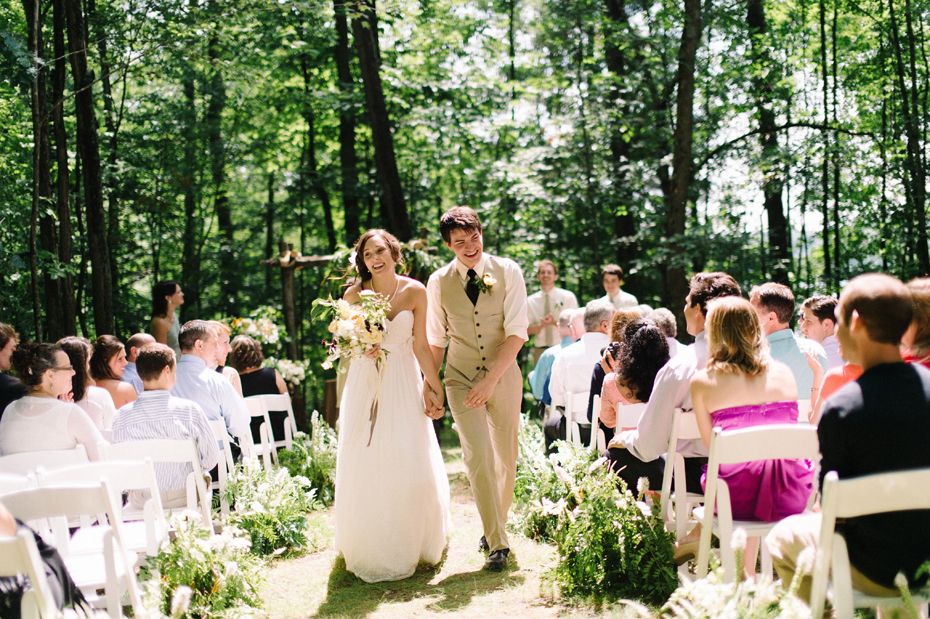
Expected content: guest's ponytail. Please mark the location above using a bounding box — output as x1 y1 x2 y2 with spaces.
11 342 61 388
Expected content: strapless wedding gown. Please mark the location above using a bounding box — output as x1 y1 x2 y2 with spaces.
334 310 451 582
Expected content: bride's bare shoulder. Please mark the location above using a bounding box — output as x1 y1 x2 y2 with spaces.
343 282 364 303
399 275 426 293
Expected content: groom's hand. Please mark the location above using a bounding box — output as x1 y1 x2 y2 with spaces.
424 386 445 419
464 375 499 409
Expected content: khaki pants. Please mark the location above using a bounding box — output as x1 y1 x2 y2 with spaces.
445 362 522 552
128 488 189 511
766 512 898 603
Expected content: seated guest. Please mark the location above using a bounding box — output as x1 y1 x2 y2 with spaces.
799 294 842 370
112 343 220 510
58 337 117 430
529 309 576 401
0 343 104 460
229 335 289 444
750 283 827 401
806 342 862 423
902 277 930 368
0 323 27 421
539 309 586 408
90 335 137 409
526 260 578 364
674 297 813 572
600 319 670 445
545 301 613 451
649 308 685 357
586 308 641 428
172 320 250 445
122 333 155 395
599 264 638 310
606 272 741 496
208 321 243 397
766 274 930 600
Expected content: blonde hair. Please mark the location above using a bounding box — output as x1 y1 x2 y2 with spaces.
705 297 769 376
610 308 642 343
209 320 231 337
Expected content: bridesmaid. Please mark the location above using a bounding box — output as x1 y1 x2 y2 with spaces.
150 280 184 360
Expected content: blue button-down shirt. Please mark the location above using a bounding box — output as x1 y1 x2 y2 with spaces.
121 362 143 395
767 329 827 396
529 336 574 400
171 355 250 441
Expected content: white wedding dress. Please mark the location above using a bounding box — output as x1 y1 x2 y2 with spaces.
334 309 451 582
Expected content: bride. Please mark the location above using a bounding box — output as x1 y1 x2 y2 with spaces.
334 229 451 582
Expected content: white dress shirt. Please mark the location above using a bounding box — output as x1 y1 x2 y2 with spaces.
615 330 708 461
426 253 529 347
527 287 578 348
171 354 250 442
548 331 610 408
820 334 843 370
599 289 638 310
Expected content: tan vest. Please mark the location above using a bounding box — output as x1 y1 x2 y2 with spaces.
440 257 511 382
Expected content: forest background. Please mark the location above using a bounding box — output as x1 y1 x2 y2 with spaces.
0 0 926 409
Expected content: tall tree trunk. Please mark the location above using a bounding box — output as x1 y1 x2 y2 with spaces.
831 0 841 279
903 0 930 273
748 0 789 285
300 55 337 251
266 172 275 296
52 0 75 336
334 0 360 246
819 0 832 285
65 0 113 336
667 0 702 337
180 66 201 318
351 2 412 241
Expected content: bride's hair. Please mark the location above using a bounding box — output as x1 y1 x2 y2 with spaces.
353 229 404 281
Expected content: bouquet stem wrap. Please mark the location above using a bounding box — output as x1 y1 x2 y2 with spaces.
366 356 387 447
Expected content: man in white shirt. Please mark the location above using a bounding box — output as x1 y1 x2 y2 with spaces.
800 294 843 370
599 264 638 310
526 260 578 364
121 333 155 395
606 272 741 494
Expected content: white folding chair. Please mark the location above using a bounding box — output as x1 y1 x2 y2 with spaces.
658 408 705 577
0 472 35 496
244 396 276 470
810 469 930 619
0 529 61 619
695 424 819 582
37 459 168 558
3 481 143 617
209 419 236 517
99 438 213 528
564 391 591 447
0 446 88 475
255 393 298 450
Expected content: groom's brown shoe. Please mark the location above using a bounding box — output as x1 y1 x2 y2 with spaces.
484 548 509 571
478 535 490 553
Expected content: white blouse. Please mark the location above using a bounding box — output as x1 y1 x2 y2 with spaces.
0 395 106 460
76 386 117 431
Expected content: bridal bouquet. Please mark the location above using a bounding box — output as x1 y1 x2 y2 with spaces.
315 290 392 371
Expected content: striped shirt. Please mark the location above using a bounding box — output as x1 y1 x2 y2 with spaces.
112 390 220 493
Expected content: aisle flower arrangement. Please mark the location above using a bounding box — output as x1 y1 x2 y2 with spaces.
228 306 282 348
278 411 338 506
262 356 311 387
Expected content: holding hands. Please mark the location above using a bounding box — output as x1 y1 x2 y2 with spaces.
424 382 445 419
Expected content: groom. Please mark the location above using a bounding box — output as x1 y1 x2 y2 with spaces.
427 206 528 571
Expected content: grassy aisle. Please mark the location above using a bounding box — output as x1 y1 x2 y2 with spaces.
260 444 610 618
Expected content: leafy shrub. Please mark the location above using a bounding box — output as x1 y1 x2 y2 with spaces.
140 514 263 619
278 411 338 506
223 457 322 556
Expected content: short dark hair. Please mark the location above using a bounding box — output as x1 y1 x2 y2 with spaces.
0 323 18 351
602 264 624 280
136 343 177 382
439 206 482 244
90 335 125 381
353 229 404 282
152 280 179 318
178 320 215 352
750 283 796 325
688 272 742 316
840 274 914 345
58 336 93 402
11 342 62 388
618 319 670 402
230 335 264 371
802 294 838 324
537 260 558 277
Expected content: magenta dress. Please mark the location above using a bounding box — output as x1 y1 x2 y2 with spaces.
701 401 814 522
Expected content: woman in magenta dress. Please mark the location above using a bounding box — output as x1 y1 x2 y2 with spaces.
674 296 813 575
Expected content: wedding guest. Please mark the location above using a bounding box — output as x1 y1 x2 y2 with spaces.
0 342 104 459
749 283 827 402
599 264 638 310
538 309 585 407
799 294 843 370
806 345 863 423
587 308 641 427
171 320 250 445
150 280 184 359
606 272 741 496
0 323 27 421
901 277 930 369
674 297 813 572
229 335 289 444
208 321 243 397
526 260 578 364
112 343 219 510
58 337 117 431
122 333 155 395
90 335 137 409
529 309 576 401
766 274 930 601
649 307 685 357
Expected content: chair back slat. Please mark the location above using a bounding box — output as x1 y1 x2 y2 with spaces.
712 424 819 465
0 472 35 497
0 445 88 475
616 402 648 429
828 468 930 518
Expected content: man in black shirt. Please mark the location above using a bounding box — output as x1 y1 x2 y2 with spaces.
766 274 930 599
0 323 26 420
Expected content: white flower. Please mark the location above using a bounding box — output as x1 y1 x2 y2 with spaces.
730 527 747 552
348 250 357 270
796 546 816 575
170 586 193 618
895 571 909 591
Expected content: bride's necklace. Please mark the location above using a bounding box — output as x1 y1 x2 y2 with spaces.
371 276 400 301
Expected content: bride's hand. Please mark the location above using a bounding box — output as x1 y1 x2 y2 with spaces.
424 385 444 419
364 344 381 360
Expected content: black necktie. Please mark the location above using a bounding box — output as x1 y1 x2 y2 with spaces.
466 269 480 306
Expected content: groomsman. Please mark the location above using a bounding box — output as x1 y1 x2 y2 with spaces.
526 260 578 364
599 264 638 310
427 206 529 571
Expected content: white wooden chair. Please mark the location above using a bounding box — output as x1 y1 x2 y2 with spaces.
658 408 705 577
0 472 35 496
564 391 591 447
209 419 236 517
3 481 144 617
810 469 930 619
254 393 298 450
244 396 276 469
0 446 88 475
590 395 603 451
37 459 168 558
695 424 819 582
99 438 213 528
0 529 62 619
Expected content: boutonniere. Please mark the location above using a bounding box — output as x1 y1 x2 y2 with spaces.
473 273 496 294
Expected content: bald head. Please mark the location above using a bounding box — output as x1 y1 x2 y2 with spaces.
126 333 156 362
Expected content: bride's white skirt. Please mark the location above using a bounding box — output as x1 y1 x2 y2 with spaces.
334 338 451 583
